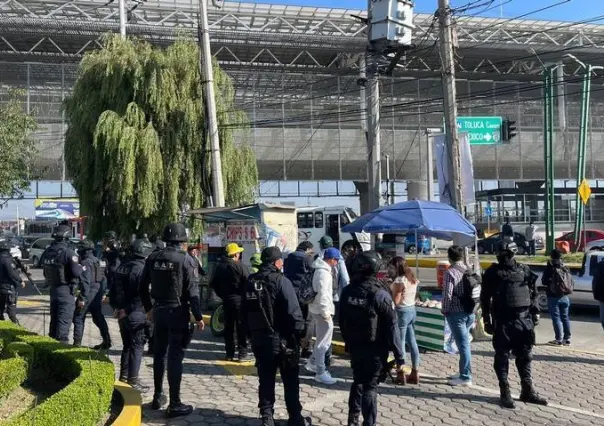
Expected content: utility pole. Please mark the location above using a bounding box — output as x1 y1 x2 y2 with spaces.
118 0 126 37
426 129 438 201
198 0 225 207
437 0 463 212
367 63 382 213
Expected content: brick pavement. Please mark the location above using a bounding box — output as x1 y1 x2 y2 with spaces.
15 296 604 426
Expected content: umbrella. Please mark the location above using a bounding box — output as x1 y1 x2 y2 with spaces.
342 200 477 276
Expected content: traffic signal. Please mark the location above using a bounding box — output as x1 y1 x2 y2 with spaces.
502 119 517 142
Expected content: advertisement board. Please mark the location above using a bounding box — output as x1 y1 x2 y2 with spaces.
34 199 80 219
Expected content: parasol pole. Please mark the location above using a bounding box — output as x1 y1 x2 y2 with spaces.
415 229 419 280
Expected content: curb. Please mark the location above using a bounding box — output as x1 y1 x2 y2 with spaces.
405 258 581 270
113 380 142 426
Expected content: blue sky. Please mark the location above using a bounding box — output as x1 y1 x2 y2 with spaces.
255 0 604 23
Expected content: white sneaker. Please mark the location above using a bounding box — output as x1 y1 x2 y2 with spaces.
305 360 317 374
315 371 337 385
447 374 459 380
448 377 472 387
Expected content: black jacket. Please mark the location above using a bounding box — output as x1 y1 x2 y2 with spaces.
112 258 145 314
210 257 249 300
284 249 313 290
243 264 304 355
593 260 604 303
339 276 404 365
0 252 21 294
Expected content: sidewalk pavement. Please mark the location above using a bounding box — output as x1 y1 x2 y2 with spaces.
14 295 604 426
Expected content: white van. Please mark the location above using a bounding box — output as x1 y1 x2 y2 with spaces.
296 206 369 251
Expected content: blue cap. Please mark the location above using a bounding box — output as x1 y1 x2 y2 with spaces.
323 248 341 260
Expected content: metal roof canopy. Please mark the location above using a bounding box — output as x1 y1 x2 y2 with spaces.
186 202 296 223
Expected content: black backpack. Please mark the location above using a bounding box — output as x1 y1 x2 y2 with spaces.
298 269 317 305
549 266 574 297
459 270 482 314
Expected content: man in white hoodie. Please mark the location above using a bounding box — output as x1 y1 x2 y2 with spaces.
308 247 340 385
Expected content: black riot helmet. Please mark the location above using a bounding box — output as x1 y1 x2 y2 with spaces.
77 239 95 254
498 241 518 256
104 231 117 242
354 250 382 277
130 238 154 259
162 223 188 243
52 224 72 241
0 240 12 251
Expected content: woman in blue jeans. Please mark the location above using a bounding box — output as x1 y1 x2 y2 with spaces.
388 257 420 384
542 250 572 345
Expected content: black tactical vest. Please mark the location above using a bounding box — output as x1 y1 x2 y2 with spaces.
114 262 132 308
493 263 531 310
150 251 183 304
245 275 277 334
43 246 66 287
341 282 380 345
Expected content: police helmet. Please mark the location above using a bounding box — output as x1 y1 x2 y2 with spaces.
0 240 12 251
51 224 71 241
498 241 518 255
162 223 188 243
77 239 95 253
130 238 154 259
354 250 382 276
154 239 166 251
319 235 334 249
104 231 117 241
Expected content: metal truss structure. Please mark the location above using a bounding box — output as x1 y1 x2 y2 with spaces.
2 0 604 183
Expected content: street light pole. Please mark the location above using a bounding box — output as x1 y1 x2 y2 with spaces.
118 0 126 38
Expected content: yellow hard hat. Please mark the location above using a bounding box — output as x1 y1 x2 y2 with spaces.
225 242 244 257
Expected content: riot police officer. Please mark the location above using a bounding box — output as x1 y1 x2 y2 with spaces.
73 239 112 349
114 238 153 392
339 250 405 426
41 225 82 343
242 246 308 426
481 242 547 409
0 240 24 324
102 231 121 298
139 223 204 418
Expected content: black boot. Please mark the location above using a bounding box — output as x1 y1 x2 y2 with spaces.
73 339 82 347
288 415 311 426
166 403 193 418
151 393 167 410
93 341 112 351
127 378 149 393
499 382 516 409
519 384 548 406
261 412 275 426
347 412 360 426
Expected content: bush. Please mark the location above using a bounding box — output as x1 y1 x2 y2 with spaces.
4 341 34 365
0 322 115 426
0 357 28 399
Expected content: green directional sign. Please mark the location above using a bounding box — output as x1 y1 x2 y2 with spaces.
456 116 503 145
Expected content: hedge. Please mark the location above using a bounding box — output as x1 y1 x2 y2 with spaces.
0 322 115 426
4 341 34 365
0 357 28 400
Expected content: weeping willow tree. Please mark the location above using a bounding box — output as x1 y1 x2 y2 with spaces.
64 35 257 239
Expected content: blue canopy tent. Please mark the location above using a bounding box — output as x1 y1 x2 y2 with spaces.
341 200 478 276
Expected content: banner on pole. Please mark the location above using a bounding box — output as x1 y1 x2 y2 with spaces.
433 133 475 207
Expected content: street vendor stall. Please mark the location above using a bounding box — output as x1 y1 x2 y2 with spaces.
342 200 479 352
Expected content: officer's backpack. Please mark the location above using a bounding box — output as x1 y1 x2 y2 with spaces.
460 270 482 314
549 266 574 297
298 269 317 305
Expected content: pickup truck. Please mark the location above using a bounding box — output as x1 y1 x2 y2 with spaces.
535 251 602 312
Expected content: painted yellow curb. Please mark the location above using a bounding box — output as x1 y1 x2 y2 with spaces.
113 380 142 426
18 300 42 307
405 258 580 270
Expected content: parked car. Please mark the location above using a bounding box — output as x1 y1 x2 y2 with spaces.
536 251 602 312
555 229 604 252
29 237 54 268
476 231 544 255
405 233 431 254
584 238 604 252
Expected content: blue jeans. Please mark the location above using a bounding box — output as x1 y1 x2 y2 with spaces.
396 306 420 368
446 312 475 381
600 302 604 332
548 296 571 341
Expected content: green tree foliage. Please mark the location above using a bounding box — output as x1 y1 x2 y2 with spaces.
64 35 257 239
0 90 38 202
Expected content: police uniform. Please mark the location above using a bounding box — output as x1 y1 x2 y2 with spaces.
114 239 153 391
481 243 547 409
139 223 202 418
102 231 121 297
0 242 22 324
41 225 83 343
242 246 307 426
73 241 111 349
339 251 404 426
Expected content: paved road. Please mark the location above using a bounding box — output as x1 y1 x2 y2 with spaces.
11 268 604 426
